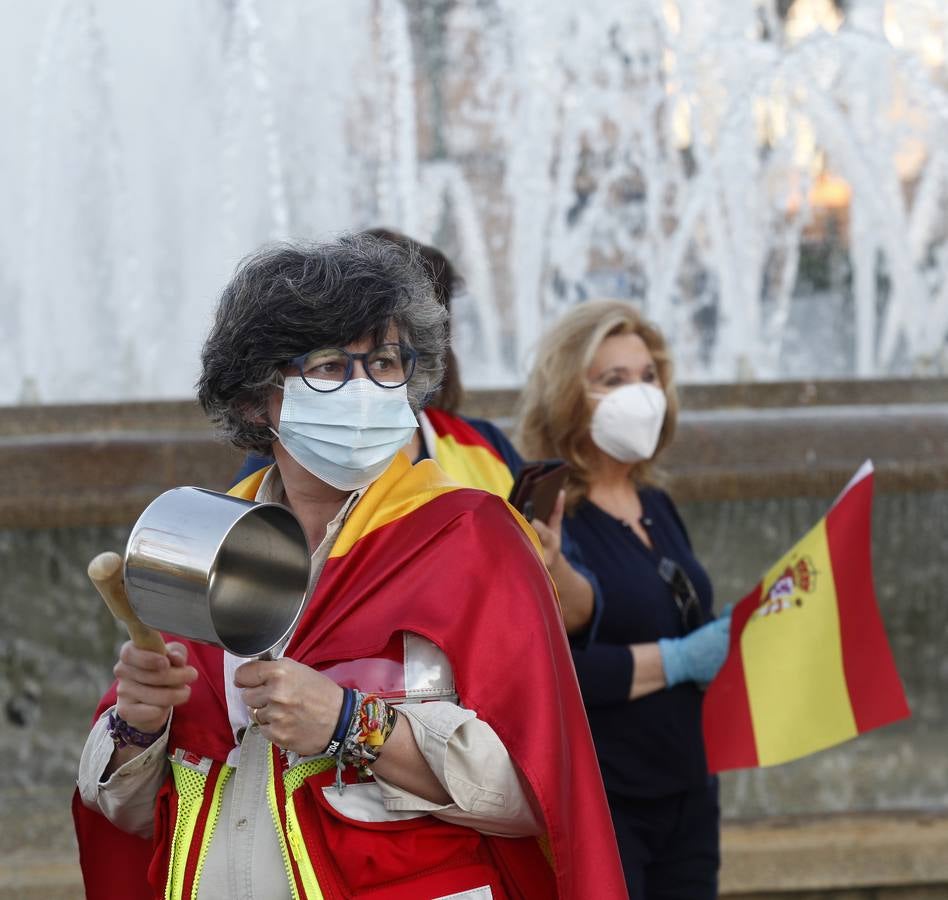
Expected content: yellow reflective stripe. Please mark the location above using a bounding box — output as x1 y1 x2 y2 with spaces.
166 762 206 900
189 766 232 900
166 762 231 900
267 748 302 900
285 794 324 900
279 757 336 900
283 759 336 900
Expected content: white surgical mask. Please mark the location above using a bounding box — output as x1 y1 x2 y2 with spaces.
589 382 667 463
271 376 418 490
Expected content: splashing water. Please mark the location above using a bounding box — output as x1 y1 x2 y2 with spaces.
2 0 948 403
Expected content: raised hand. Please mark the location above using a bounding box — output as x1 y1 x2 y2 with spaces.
113 641 198 733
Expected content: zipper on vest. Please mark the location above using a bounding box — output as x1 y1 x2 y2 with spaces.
267 750 303 900
286 814 304 859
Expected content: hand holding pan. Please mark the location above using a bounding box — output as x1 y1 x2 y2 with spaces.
88 551 167 654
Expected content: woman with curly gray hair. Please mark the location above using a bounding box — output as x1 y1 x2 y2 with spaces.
198 234 447 461
76 233 626 900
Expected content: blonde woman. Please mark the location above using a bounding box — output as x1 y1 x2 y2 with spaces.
518 300 731 900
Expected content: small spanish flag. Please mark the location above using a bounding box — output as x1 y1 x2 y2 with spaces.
703 461 910 772
422 408 515 498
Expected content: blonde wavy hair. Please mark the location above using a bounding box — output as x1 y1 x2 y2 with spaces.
516 300 678 511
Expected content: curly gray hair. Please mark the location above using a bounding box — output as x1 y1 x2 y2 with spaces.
197 233 447 453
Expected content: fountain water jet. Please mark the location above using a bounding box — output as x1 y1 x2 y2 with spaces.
3 0 948 402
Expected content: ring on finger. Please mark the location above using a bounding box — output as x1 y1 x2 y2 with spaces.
250 707 261 727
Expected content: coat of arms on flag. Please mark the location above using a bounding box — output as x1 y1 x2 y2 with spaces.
703 460 910 772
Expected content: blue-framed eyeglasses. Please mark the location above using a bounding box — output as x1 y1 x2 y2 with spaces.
287 343 417 393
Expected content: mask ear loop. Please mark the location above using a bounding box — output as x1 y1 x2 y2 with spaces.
267 369 287 391
265 369 287 442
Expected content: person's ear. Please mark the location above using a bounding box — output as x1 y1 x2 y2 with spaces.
242 397 272 427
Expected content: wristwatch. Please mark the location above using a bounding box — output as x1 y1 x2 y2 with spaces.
107 711 166 749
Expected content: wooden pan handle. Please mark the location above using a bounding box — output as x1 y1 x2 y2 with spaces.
88 551 167 655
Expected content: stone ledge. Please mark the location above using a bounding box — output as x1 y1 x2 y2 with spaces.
719 812 948 896
677 378 948 411
0 400 210 436
3 401 947 528
0 432 244 529
663 404 948 502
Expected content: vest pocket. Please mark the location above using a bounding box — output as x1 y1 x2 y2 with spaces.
357 864 501 900
289 770 504 897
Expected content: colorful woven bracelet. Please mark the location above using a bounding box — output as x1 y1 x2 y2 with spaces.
341 694 399 770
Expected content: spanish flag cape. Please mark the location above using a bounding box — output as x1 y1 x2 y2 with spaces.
703 461 910 771
74 453 626 899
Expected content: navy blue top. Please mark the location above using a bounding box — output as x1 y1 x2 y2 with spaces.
565 488 714 798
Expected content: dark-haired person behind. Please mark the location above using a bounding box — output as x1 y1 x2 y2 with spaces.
518 300 732 900
234 227 598 635
74 234 626 899
365 228 521 497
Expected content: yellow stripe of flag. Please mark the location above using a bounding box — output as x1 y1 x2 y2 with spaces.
741 518 858 765
432 433 515 499
328 454 462 558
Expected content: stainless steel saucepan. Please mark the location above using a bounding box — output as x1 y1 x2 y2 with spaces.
123 487 311 657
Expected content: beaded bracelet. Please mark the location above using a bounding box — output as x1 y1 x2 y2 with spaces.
107 711 166 749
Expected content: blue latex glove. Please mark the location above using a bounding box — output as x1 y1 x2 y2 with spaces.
658 608 732 688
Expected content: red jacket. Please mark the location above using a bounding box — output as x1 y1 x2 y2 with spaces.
75 455 627 898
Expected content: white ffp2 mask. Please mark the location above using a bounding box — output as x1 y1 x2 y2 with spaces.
589 382 667 463
272 377 418 490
